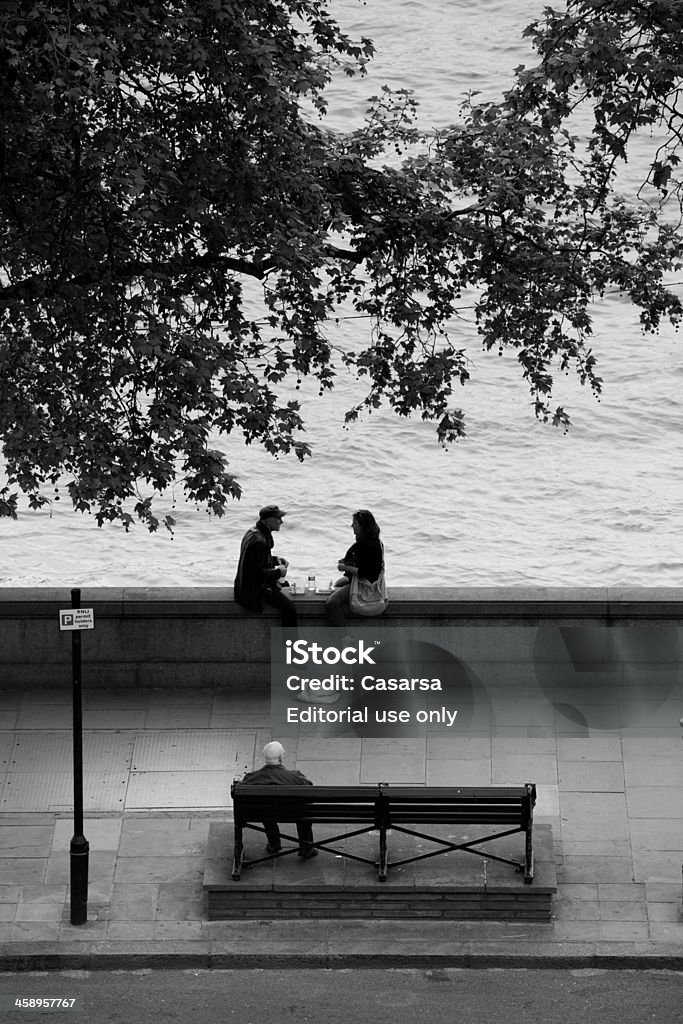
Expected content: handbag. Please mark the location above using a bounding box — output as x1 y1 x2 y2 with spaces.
349 548 389 617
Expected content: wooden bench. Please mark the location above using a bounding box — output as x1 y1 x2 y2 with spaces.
231 781 536 882
380 783 536 882
231 784 381 881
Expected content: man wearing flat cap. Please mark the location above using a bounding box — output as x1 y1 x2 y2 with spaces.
233 504 298 627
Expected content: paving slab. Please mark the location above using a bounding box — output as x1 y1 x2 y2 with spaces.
623 759 683 787
0 858 47 885
44 851 117 886
492 754 558 785
427 736 492 759
426 757 492 785
1 771 129 813
0 733 16 763
632 851 683 883
359 755 426 784
560 839 632 857
118 819 209 858
14 705 74 729
630 819 682 850
294 760 361 785
52 817 122 851
627 787 682 818
562 855 636 884
295 738 363 760
560 792 630 841
558 762 625 791
0 825 53 857
622 737 681 757
113 854 203 885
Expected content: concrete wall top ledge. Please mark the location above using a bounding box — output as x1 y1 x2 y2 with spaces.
1 586 682 620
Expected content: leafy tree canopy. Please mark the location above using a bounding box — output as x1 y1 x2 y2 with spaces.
1 0 681 529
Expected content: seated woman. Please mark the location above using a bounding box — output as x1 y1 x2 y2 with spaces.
326 509 384 626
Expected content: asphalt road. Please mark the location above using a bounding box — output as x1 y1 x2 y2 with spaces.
0 969 682 1024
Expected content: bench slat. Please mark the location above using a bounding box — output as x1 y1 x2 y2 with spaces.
234 785 377 799
388 810 525 821
386 787 530 801
236 808 378 824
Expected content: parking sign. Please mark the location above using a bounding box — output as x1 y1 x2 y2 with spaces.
59 608 95 631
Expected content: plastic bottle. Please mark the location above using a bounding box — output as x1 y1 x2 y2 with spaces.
307 574 316 593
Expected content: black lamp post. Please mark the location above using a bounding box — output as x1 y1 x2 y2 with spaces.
69 588 89 926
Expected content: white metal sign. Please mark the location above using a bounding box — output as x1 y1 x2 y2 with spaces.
59 608 95 631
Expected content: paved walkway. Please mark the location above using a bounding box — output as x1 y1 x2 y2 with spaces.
0 686 681 968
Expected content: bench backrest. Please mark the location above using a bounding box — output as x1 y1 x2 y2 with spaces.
382 785 535 828
232 782 535 829
232 784 380 826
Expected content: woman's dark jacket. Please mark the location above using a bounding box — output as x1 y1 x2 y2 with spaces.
233 521 283 612
342 537 383 583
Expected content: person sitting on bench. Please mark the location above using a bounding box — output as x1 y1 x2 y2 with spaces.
240 741 318 859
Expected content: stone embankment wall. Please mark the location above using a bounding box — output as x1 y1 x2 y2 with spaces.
0 587 681 690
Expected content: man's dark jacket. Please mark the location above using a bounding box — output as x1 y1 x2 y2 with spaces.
241 764 313 787
240 763 315 848
233 520 283 612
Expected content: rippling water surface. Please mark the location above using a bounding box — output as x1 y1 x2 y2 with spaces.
2 0 682 588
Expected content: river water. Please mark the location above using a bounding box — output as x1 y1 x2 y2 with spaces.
2 0 682 589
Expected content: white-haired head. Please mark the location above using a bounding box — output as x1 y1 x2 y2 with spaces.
263 741 286 765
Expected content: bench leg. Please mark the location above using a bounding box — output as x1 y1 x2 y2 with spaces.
524 828 534 883
232 827 243 881
378 825 387 882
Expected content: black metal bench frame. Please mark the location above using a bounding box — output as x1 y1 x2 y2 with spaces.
231 781 536 883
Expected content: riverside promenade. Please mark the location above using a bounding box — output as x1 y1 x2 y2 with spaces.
0 683 681 970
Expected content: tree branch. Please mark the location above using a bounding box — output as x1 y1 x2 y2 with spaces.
0 251 274 301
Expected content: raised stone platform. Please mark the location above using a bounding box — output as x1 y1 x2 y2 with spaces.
203 821 557 921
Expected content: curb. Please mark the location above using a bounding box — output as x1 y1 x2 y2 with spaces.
2 944 683 972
